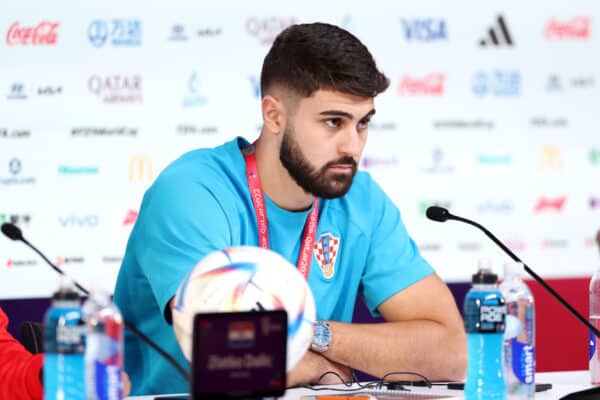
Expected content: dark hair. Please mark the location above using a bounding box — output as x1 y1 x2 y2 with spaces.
260 22 389 99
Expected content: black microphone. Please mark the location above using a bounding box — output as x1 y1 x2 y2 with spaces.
425 206 600 339
1 222 191 382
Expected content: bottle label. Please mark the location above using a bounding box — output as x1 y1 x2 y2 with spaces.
94 361 122 400
590 330 597 361
511 341 535 384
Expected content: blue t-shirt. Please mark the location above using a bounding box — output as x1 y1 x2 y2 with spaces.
113 137 434 395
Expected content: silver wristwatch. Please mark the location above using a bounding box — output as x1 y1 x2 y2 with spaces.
311 320 332 353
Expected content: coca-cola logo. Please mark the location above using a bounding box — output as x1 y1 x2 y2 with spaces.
245 17 297 45
545 17 590 40
88 74 142 104
397 73 445 96
6 21 59 46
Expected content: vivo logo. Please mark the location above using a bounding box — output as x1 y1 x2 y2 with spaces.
400 18 447 41
58 214 99 227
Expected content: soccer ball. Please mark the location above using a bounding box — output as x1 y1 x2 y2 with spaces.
172 246 316 371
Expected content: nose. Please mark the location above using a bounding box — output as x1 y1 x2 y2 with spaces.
337 126 364 158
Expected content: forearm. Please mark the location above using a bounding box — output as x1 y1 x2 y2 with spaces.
323 320 466 382
287 350 351 388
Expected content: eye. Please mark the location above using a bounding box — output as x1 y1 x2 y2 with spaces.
325 118 342 128
357 118 371 130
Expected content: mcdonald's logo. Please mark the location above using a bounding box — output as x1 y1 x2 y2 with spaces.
129 155 153 182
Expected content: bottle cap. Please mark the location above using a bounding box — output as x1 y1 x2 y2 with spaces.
503 261 524 278
472 259 498 284
53 276 80 301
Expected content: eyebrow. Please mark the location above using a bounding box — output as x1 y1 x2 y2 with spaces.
319 109 376 120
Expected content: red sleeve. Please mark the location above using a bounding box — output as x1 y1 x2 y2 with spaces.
0 308 44 400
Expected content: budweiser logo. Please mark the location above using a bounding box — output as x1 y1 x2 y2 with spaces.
545 17 590 40
6 21 59 46
398 73 445 96
534 196 567 212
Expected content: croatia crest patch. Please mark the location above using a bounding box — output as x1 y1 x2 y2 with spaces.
313 233 340 279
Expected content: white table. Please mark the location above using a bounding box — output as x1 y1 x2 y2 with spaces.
127 370 593 399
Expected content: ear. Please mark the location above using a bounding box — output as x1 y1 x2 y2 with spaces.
261 94 286 136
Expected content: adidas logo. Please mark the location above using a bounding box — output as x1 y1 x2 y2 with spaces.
479 15 514 47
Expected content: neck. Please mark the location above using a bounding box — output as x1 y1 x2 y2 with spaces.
254 137 315 211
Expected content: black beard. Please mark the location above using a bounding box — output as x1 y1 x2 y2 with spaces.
279 126 357 199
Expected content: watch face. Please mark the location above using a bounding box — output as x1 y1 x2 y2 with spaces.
314 322 330 347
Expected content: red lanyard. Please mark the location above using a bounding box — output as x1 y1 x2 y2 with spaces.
242 143 319 280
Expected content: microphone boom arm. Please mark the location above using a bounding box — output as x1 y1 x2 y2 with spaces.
448 213 600 338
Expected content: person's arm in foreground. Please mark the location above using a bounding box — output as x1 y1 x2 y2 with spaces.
0 308 43 400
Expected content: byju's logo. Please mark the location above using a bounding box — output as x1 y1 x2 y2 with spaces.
245 17 297 45
545 17 590 40
58 214 99 228
472 70 520 97
478 15 514 47
400 18 447 41
88 19 142 47
360 156 399 170
88 75 142 104
534 196 567 213
6 21 59 46
590 196 600 210
398 73 445 96
182 72 208 107
7 83 27 100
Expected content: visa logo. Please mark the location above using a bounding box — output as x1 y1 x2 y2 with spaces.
400 18 447 41
58 214 99 227
534 196 566 212
249 75 260 98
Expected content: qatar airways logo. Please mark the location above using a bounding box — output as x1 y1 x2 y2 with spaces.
88 75 142 104
545 17 591 40
397 73 445 96
6 21 59 46
245 17 297 45
534 196 566 213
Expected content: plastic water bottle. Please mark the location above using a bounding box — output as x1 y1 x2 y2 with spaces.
464 262 507 400
83 290 124 400
590 230 600 385
499 261 535 398
44 277 86 400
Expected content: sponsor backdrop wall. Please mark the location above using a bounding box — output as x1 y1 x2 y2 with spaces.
1 1 599 300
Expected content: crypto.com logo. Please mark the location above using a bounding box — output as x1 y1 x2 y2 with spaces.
6 21 59 46
545 17 590 40
534 196 567 213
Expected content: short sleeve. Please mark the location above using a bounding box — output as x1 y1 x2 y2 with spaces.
361 182 434 317
133 173 233 322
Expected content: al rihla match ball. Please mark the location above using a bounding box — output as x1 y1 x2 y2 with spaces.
172 246 316 371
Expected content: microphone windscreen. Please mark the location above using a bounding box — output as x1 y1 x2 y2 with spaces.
1 223 23 241
426 206 449 222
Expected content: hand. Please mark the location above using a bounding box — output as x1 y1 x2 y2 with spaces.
122 371 131 397
286 350 352 388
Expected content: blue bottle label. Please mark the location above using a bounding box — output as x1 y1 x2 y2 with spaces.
590 331 597 361
465 296 506 333
511 341 535 384
94 360 122 400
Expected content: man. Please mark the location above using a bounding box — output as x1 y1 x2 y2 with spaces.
0 307 43 400
114 22 466 395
